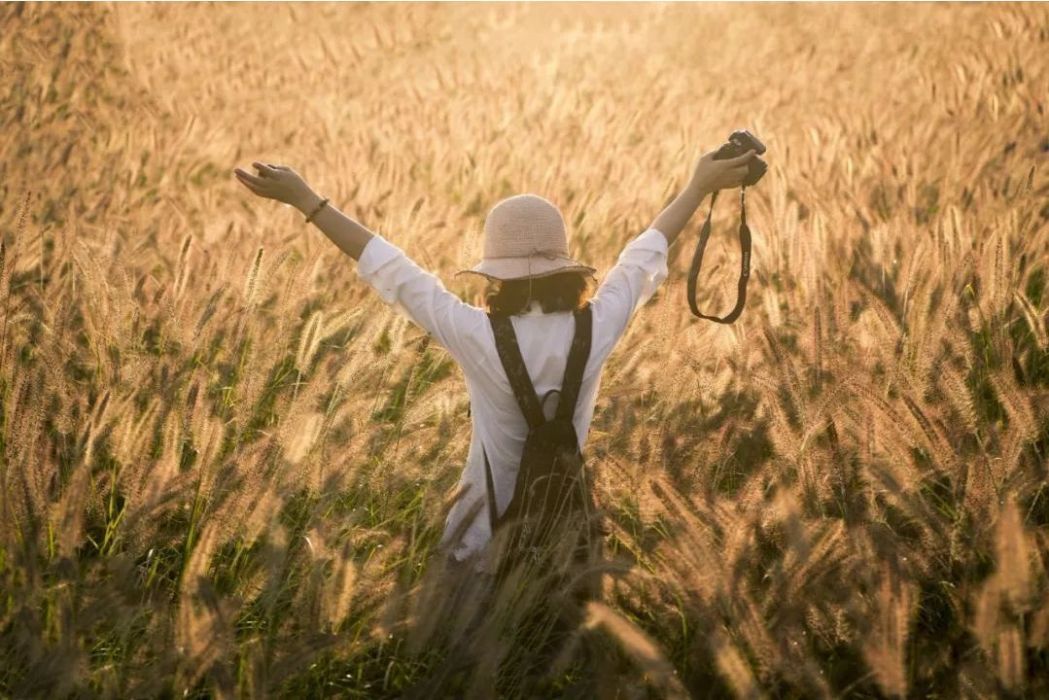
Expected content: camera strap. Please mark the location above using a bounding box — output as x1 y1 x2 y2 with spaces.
686 187 751 323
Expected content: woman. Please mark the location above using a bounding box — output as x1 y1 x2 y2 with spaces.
233 146 757 567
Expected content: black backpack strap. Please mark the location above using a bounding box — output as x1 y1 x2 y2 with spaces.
555 303 593 423
488 313 545 429
686 188 751 324
483 446 499 531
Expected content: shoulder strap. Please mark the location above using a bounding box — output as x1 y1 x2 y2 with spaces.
686 188 751 324
483 447 499 531
555 303 593 423
488 314 545 429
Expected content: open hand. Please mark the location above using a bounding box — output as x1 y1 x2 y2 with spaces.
691 149 757 193
233 162 315 208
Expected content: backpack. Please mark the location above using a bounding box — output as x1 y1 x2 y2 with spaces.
481 302 601 573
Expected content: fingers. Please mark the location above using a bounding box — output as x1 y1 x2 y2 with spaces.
252 161 282 178
235 178 265 198
234 169 276 200
234 167 267 187
259 162 292 174
706 164 752 191
728 165 750 182
723 149 757 168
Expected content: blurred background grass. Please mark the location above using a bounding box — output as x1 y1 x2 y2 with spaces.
1 2 1048 697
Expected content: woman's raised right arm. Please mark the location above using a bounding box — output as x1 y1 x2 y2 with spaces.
234 161 485 364
292 190 374 260
234 162 374 259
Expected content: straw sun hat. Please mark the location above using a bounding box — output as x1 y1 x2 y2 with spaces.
455 194 597 282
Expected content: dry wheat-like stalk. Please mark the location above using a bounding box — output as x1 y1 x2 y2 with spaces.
584 601 690 700
709 626 765 700
862 563 917 699
4 2 1049 697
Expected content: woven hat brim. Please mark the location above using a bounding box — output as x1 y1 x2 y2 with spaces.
455 256 597 282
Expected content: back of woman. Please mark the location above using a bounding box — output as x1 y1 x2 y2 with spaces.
234 146 759 565
353 193 670 562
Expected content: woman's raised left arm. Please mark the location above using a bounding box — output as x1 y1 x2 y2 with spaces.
650 148 757 249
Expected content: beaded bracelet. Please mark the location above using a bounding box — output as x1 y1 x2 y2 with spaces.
304 197 330 224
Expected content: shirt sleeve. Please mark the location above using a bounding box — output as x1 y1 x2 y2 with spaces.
356 234 487 364
588 227 669 358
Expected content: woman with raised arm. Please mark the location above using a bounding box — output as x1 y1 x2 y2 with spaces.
232 146 756 567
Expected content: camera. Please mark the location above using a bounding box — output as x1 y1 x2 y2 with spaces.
713 129 768 187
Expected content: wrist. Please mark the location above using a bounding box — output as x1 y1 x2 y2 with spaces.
293 189 323 213
687 173 710 200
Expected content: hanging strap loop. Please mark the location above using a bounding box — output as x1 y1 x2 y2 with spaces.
686 188 752 324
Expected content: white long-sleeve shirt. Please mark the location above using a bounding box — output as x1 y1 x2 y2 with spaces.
356 227 669 561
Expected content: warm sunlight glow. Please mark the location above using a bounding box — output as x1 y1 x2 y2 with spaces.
2 2 1047 697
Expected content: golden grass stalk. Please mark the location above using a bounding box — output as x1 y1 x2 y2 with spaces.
584 601 690 700
862 564 916 699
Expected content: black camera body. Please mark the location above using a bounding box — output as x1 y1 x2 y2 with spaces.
713 129 768 187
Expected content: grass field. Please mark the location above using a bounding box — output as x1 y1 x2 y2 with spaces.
2 2 1048 697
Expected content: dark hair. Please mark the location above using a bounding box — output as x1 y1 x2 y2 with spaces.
484 271 594 317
